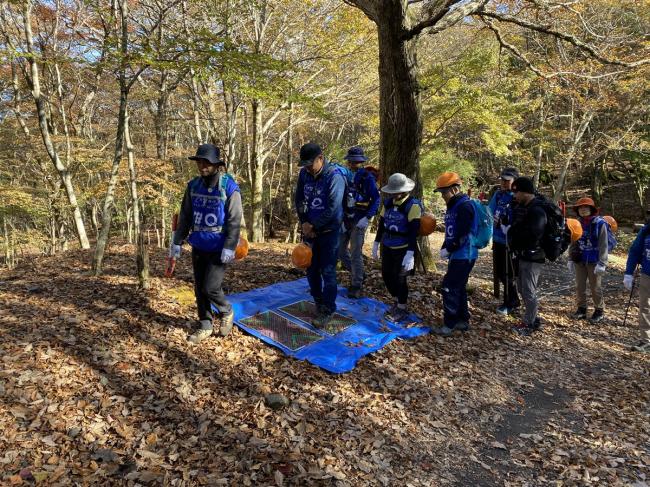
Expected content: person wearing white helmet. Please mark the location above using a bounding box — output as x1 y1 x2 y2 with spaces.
371 173 422 323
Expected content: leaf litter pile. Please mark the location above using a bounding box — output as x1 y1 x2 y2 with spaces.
0 238 648 486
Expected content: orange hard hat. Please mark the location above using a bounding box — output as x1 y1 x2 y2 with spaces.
566 218 583 243
435 172 462 191
291 243 312 269
235 237 249 260
418 213 437 236
603 215 618 233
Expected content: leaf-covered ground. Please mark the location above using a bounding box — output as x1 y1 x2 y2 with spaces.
0 238 648 486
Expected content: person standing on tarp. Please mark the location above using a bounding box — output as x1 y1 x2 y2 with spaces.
372 173 421 322
430 172 477 337
171 144 242 344
488 168 520 315
339 146 380 299
623 220 650 354
295 143 346 329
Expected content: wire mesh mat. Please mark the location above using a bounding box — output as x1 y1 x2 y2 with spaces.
239 310 322 351
279 300 357 335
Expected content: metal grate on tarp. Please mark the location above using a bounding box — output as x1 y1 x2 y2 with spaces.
238 310 322 351
279 300 357 335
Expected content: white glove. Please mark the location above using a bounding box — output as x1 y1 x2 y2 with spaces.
567 260 575 273
221 248 235 263
356 217 369 229
170 244 181 259
501 224 511 236
624 274 634 291
401 250 415 272
594 263 606 275
372 241 380 260
440 248 450 260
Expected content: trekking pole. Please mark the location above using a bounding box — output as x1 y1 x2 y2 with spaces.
504 240 510 306
623 268 638 328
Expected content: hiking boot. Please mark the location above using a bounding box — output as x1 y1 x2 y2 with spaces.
312 311 333 329
431 325 455 337
570 307 587 320
589 308 604 324
632 342 650 353
188 327 213 344
218 310 235 336
455 321 470 332
387 307 409 323
348 286 362 299
512 321 534 336
383 303 399 320
496 305 511 315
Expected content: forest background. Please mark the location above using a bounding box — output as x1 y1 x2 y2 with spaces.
0 0 648 275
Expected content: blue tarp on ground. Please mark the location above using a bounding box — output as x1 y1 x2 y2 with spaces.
228 278 429 373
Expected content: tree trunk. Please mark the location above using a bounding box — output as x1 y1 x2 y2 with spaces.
285 102 297 243
375 8 432 268
92 84 128 274
250 99 265 243
376 9 422 190
22 1 90 250
533 98 545 189
155 76 170 160
11 63 30 137
553 111 594 201
137 214 150 289
125 109 141 236
223 83 239 166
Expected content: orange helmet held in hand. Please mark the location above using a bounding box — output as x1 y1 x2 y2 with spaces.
291 243 312 269
566 218 583 243
418 213 437 236
235 237 249 260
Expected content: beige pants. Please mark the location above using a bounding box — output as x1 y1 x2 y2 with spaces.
575 263 604 309
638 274 650 345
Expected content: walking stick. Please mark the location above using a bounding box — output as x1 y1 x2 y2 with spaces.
623 268 638 328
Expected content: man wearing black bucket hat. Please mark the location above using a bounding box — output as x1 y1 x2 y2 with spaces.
172 143 242 344
295 142 346 329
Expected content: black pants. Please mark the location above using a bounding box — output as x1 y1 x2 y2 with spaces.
442 259 476 327
493 242 520 308
192 249 232 321
381 246 409 305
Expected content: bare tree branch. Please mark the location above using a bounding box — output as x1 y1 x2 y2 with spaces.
402 0 489 40
477 9 650 68
343 0 378 23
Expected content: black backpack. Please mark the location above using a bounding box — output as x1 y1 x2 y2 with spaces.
537 196 571 262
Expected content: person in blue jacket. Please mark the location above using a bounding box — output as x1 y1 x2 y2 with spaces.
295 143 346 328
624 222 650 353
488 168 520 315
371 173 421 322
338 146 380 299
431 172 477 337
567 197 609 323
171 144 242 344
